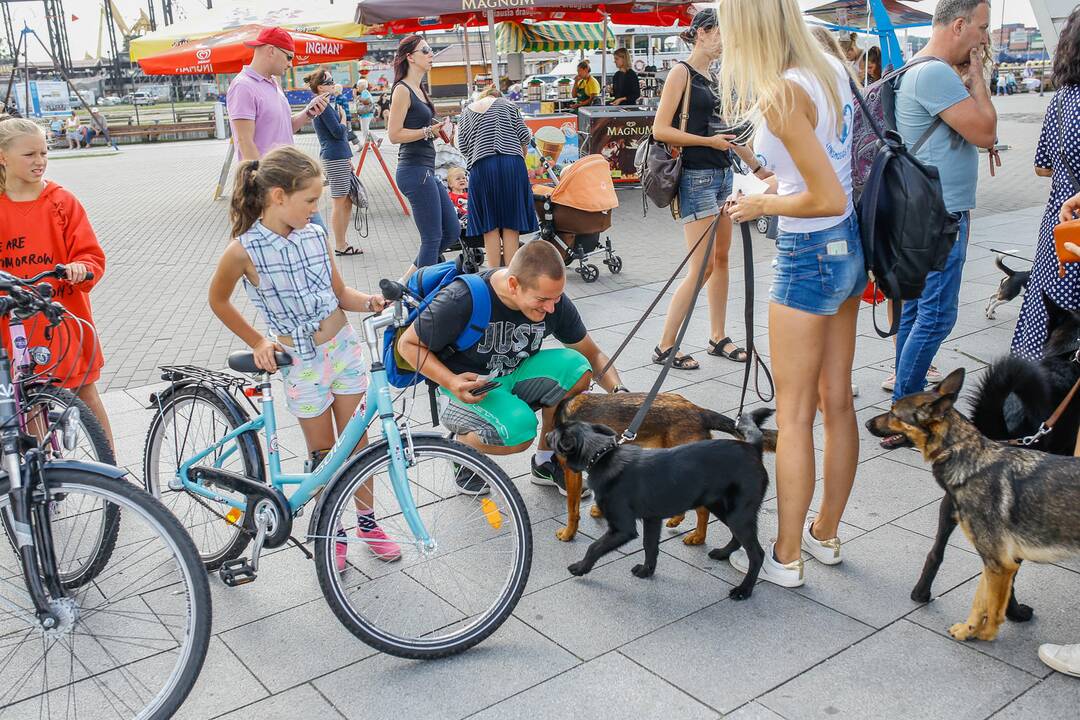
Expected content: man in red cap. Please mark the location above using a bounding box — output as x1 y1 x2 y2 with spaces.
227 26 329 162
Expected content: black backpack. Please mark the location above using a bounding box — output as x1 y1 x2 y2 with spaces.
849 74 959 337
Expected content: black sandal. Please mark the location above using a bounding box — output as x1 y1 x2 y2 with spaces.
653 345 700 370
707 337 749 363
335 246 364 256
879 433 913 450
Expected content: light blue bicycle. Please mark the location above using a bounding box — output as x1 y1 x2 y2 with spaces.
142 280 532 658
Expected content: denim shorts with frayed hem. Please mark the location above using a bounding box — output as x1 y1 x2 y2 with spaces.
769 213 866 316
677 166 733 224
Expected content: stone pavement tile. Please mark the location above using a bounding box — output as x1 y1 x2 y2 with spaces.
173 636 269 720
551 505 635 555
514 550 732 660
908 561 1080 678
759 620 1038 720
991 674 1080 719
207 545 324 633
890 498 977 556
790 524 983 629
673 378 760 415
834 455 944 533
220 597 379 693
615 364 699 394
526 518 627 595
621 583 873 714
217 684 345 720
812 405 898 465
468 651 720 720
312 617 578 720
723 703 786 720
588 327 709 373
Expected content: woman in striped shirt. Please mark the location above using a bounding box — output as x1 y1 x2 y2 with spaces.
456 90 537 267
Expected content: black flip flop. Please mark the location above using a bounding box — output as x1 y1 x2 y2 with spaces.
707 336 749 363
335 246 364 256
653 345 699 370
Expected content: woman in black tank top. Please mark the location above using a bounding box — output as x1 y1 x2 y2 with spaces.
648 8 747 371
388 35 460 273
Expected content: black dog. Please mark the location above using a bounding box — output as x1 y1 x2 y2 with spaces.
548 409 772 600
907 296 1080 619
984 256 1030 320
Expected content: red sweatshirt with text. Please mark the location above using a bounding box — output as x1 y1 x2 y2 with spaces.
1 181 106 387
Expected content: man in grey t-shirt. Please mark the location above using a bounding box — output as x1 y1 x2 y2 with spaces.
884 0 997 419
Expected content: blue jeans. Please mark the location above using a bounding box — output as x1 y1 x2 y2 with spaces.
310 211 327 233
892 211 970 400
396 164 460 267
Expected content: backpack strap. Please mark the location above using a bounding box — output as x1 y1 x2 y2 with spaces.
452 274 492 352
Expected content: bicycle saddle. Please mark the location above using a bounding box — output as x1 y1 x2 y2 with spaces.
227 350 294 374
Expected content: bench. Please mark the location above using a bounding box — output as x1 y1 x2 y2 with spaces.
175 109 215 122
104 121 216 143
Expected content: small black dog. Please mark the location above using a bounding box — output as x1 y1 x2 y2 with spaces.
548 409 773 600
984 256 1030 320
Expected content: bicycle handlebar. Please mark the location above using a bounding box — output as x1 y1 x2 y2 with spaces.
0 271 68 326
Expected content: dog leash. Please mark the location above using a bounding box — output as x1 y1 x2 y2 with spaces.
737 221 774 415
593 215 718 386
988 248 1034 264
618 216 720 444
1008 373 1080 447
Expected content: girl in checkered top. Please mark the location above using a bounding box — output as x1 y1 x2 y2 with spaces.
208 145 400 568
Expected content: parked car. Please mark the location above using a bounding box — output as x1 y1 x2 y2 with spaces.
132 92 157 105
101 95 123 106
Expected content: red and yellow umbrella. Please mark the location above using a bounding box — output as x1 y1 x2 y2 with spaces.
137 24 368 76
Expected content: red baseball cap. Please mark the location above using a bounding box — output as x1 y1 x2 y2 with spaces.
245 27 295 54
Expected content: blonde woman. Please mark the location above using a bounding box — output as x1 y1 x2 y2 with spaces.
721 0 863 587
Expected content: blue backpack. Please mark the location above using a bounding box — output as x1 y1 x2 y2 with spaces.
382 258 492 388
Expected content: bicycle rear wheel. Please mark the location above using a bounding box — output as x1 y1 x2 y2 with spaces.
314 437 531 659
0 468 212 720
143 385 257 569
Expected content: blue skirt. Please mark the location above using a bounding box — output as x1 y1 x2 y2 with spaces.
467 153 539 235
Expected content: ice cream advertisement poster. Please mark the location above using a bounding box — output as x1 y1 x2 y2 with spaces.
524 115 579 185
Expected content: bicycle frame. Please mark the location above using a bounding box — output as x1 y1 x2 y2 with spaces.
174 306 433 546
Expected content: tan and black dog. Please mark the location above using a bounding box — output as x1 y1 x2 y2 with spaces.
551 392 777 543
867 369 1080 642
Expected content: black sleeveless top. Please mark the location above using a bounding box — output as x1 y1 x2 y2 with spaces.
673 63 731 171
396 82 435 167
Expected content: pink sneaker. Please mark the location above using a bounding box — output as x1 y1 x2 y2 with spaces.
357 524 402 562
334 530 349 572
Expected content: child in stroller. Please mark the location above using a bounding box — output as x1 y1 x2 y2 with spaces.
532 153 623 283
441 165 485 269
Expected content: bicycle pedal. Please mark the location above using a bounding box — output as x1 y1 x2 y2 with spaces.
218 558 257 587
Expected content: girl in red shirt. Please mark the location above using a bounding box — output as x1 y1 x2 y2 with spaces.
0 118 113 448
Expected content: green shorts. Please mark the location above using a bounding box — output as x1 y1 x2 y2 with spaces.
438 348 591 447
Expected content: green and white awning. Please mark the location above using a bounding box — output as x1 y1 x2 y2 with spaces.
496 21 615 53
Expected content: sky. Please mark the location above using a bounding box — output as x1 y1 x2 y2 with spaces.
5 0 1044 61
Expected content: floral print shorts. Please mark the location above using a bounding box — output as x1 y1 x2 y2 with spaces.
280 323 368 418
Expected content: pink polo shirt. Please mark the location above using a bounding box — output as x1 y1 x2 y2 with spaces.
226 65 294 160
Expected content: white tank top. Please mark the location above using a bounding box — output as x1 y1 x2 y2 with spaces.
754 55 854 233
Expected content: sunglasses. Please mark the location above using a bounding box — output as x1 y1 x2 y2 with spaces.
414 46 433 56
277 46 295 62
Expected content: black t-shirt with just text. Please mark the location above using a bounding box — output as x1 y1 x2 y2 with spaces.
413 270 587 377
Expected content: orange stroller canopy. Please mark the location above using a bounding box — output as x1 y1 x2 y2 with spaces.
548 155 619 213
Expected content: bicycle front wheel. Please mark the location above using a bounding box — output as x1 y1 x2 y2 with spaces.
314 437 532 659
0 469 212 720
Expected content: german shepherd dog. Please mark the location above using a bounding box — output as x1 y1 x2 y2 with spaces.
867 369 1080 641
984 256 1031 320
906 296 1080 619
548 409 773 600
551 392 777 543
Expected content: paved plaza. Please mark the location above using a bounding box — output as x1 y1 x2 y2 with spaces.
33 92 1080 718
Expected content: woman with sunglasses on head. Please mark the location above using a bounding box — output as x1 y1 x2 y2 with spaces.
305 67 363 257
721 0 863 589
388 35 460 275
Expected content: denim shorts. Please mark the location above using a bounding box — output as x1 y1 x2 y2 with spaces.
677 166 733 223
770 213 867 316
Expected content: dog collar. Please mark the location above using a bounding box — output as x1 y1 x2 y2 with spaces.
585 439 619 471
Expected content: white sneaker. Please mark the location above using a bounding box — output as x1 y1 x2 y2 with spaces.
729 542 805 588
802 518 842 565
881 373 896 393
851 383 860 398
1039 643 1080 677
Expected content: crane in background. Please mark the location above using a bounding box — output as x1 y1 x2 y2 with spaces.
90 1 151 60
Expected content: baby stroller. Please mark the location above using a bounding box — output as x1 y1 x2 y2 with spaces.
533 154 623 283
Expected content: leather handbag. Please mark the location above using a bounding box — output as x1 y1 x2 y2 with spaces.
637 63 693 214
